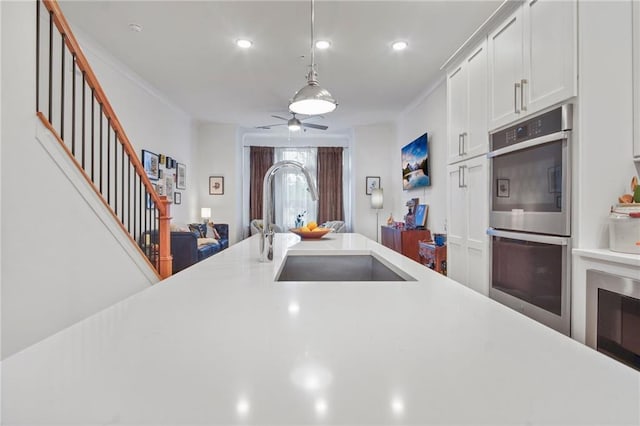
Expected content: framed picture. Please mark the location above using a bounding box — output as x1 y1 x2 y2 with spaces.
402 132 430 190
174 192 182 205
159 154 166 165
209 176 224 195
142 149 159 181
166 156 173 169
497 178 510 198
176 162 186 189
146 184 157 209
165 175 174 200
414 204 429 228
366 176 381 195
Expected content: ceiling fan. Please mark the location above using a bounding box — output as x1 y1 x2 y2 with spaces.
256 113 328 131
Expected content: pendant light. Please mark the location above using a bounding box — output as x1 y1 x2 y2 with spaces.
289 0 337 115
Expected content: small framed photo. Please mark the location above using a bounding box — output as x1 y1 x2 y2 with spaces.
176 162 186 189
165 175 174 200
142 149 159 181
166 156 173 169
209 176 224 195
146 184 157 209
497 178 510 198
366 176 380 195
174 192 182 205
159 154 166 165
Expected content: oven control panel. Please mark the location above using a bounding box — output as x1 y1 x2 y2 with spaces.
491 104 572 151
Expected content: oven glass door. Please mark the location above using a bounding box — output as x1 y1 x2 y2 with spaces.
488 228 571 335
492 235 563 315
492 140 564 213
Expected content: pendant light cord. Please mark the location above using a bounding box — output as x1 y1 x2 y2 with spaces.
310 0 315 73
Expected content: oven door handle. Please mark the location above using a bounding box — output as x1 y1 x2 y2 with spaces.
487 228 569 245
487 131 570 158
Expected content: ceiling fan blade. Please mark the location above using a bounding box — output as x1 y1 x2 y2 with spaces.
302 122 328 130
300 115 325 122
255 123 287 129
271 115 290 121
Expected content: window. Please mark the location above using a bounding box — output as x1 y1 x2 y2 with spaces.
274 148 318 229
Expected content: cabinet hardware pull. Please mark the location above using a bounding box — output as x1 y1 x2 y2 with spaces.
462 132 467 154
514 82 521 114
520 79 527 111
458 165 463 188
458 133 463 156
462 166 468 188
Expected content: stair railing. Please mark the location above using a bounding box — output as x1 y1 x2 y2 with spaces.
36 0 172 278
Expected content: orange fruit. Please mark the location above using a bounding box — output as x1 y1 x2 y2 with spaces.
308 221 318 230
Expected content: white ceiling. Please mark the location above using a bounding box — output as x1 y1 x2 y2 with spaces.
59 1 502 133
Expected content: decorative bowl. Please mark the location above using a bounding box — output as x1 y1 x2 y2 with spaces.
289 227 332 239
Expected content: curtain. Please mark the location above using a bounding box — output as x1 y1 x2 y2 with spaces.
249 146 274 221
317 147 344 224
274 148 318 229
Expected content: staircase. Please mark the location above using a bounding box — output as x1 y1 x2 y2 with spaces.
35 0 172 278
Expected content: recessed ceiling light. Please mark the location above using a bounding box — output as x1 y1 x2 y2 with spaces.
236 39 253 48
392 41 408 51
128 23 143 33
315 40 331 50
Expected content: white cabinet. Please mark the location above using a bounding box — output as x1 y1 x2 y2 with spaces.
488 0 576 130
447 40 488 164
446 156 489 295
634 0 640 160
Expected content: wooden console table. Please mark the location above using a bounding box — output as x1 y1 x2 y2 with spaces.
380 226 431 263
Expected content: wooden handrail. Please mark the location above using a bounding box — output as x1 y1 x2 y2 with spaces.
39 0 172 278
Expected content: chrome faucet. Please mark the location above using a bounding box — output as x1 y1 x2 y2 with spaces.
261 160 319 262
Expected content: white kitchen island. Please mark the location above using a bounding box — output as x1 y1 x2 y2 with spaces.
3 233 639 424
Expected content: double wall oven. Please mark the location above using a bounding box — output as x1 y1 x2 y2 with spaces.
488 104 572 335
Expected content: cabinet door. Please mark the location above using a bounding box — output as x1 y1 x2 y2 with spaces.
523 0 577 116
634 0 640 159
447 63 468 164
464 156 489 295
465 41 489 159
488 7 523 130
447 164 468 284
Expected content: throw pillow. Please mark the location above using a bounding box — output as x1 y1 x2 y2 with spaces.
188 223 207 238
207 222 221 240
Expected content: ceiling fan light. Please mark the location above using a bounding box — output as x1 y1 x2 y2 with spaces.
288 117 302 131
289 82 337 115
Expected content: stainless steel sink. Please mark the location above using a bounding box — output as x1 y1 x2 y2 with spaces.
276 253 415 282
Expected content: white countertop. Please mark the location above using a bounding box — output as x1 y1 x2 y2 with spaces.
3 234 639 424
573 247 640 267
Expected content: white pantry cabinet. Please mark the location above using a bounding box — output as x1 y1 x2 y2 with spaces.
447 40 488 164
634 0 640 160
488 0 577 130
446 155 489 295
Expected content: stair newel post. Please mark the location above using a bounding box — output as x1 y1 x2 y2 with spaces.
157 196 173 278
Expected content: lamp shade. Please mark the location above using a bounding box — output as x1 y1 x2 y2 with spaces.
201 208 211 219
370 188 384 209
288 117 302 131
289 81 337 115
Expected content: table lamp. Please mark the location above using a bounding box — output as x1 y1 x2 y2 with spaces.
201 207 211 224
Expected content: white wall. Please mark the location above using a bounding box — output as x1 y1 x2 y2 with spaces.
395 80 448 235
352 123 396 241
571 0 640 340
0 1 161 358
575 0 640 250
74 29 197 225
197 122 242 243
